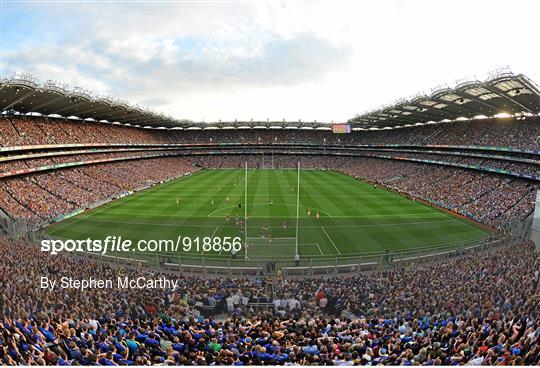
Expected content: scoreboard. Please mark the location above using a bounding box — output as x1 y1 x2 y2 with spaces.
332 124 351 134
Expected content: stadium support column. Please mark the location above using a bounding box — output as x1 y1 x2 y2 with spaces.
531 190 540 252
244 161 248 260
295 162 300 256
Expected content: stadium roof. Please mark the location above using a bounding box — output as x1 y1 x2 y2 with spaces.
0 73 334 130
349 69 540 129
1 70 539 130
0 73 190 129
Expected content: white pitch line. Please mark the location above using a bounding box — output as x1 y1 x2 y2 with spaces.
246 236 297 240
315 242 323 255
48 194 133 234
322 226 341 254
71 211 447 220
48 174 191 235
201 226 220 255
159 193 391 197
434 209 488 233
206 202 333 218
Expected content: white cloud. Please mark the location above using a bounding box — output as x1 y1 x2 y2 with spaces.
2 0 539 122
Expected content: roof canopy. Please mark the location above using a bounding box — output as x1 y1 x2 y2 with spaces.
1 70 539 130
349 70 540 129
0 73 191 128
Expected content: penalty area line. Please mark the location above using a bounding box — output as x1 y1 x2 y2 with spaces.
204 226 220 255
322 226 341 255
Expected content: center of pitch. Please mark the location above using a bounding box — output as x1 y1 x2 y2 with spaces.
207 202 332 218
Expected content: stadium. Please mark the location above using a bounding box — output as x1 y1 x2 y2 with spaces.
1 1 539 366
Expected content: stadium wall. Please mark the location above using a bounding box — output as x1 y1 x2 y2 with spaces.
532 190 540 251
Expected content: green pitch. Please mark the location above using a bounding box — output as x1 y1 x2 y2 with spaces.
46 169 490 265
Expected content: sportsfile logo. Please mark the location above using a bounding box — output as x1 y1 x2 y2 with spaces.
41 235 243 255
41 236 132 255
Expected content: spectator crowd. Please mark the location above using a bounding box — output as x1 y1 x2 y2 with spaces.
1 116 538 232
0 154 537 232
0 157 195 229
0 236 538 365
1 115 539 149
0 115 539 365
192 155 538 230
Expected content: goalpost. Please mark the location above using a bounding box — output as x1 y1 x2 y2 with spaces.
295 161 300 256
244 161 248 260
243 161 302 260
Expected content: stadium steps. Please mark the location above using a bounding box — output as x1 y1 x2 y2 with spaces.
494 181 520 217
81 169 122 190
342 310 361 320
501 185 536 220
462 175 503 208
3 182 44 221
8 117 24 140
453 177 479 206
93 124 113 142
474 123 493 145
34 121 54 144
59 172 97 194
0 208 12 234
56 121 83 143
525 208 535 220
31 176 78 206
434 169 457 183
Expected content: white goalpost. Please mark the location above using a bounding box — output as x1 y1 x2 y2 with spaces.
244 161 248 260
243 161 304 260
295 161 300 257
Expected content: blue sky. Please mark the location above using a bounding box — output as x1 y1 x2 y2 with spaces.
2 0 539 122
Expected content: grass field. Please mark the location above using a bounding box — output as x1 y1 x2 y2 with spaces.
46 169 490 264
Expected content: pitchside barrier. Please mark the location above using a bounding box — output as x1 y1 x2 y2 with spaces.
39 232 510 277
0 208 28 239
5 218 28 239
532 190 540 251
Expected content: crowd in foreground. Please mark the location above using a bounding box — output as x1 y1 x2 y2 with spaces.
0 235 538 365
0 116 539 365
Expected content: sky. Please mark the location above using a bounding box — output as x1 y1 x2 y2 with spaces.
1 0 539 122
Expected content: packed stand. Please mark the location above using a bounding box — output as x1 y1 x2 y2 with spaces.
0 236 538 365
0 157 195 229
1 116 539 149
